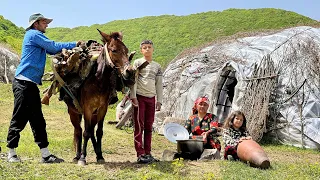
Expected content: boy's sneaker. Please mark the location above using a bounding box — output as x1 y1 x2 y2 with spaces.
41 154 64 163
8 155 21 163
137 154 152 164
145 154 160 162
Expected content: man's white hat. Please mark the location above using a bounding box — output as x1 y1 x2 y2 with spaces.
26 13 53 31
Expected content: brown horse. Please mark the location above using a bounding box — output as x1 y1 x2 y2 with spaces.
63 30 135 165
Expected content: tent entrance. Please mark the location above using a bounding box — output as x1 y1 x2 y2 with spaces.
214 69 237 123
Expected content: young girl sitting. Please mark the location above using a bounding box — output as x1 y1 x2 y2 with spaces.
222 110 252 160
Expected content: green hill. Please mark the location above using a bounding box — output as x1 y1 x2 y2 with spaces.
44 8 320 67
0 15 24 52
2 8 319 67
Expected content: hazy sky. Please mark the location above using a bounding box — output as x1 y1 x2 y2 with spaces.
1 0 319 29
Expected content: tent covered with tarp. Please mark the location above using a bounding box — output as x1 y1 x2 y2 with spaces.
160 26 320 149
0 46 19 83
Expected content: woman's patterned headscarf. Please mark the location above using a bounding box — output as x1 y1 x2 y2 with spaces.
192 96 209 114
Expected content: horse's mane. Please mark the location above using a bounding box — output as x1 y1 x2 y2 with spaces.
95 47 107 80
109 32 122 41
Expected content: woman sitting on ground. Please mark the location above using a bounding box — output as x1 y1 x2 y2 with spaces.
184 96 221 151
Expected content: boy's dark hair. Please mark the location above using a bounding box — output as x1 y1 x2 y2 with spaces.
140 40 153 48
223 110 247 132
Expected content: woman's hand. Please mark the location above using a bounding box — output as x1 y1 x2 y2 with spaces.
201 131 210 142
239 136 252 143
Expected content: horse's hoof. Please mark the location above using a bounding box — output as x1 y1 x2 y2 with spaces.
97 158 105 164
77 160 86 166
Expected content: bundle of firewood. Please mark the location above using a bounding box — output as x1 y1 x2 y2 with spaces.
41 40 103 106
53 40 102 79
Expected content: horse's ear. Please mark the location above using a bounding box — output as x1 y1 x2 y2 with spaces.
118 31 123 41
97 29 110 44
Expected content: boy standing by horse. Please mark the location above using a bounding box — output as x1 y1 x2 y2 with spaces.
130 40 163 163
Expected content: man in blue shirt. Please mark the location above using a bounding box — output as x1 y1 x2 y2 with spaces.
6 13 80 163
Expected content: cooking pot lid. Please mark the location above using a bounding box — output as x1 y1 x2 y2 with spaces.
164 123 189 143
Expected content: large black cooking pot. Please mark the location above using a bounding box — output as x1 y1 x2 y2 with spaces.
176 139 204 160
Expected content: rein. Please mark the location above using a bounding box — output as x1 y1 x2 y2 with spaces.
51 61 83 114
104 43 115 68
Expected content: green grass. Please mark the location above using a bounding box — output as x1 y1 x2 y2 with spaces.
1 82 320 179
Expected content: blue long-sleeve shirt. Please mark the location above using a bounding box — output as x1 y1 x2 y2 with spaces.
15 29 76 84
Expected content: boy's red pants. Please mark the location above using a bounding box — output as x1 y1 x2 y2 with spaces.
133 95 155 157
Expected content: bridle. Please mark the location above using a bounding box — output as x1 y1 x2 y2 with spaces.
104 43 130 72
103 43 133 92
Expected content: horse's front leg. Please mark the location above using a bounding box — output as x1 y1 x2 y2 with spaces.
68 106 82 163
95 108 108 163
88 114 104 164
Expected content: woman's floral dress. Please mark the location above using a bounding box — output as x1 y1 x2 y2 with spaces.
184 113 221 150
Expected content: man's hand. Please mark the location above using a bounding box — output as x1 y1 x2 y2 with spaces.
156 102 162 111
76 40 86 48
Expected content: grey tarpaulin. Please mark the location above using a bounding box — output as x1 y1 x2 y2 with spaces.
0 46 19 83
160 26 320 149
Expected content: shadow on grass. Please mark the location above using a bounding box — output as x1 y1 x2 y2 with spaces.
103 161 149 170
102 161 177 173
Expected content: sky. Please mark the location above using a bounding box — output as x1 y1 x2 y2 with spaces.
1 0 319 29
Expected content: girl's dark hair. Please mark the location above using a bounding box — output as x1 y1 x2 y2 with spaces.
223 110 247 132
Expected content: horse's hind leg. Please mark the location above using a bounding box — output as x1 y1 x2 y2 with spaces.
95 119 105 163
68 107 82 163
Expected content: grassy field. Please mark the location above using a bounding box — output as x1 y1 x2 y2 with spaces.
0 82 320 180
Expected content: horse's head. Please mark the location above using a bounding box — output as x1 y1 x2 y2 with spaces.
95 30 137 88
95 29 133 77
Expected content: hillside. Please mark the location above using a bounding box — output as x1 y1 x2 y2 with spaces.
1 8 320 67
0 15 24 53
45 8 319 67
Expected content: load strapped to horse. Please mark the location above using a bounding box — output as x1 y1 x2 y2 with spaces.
42 30 137 165
41 31 136 112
